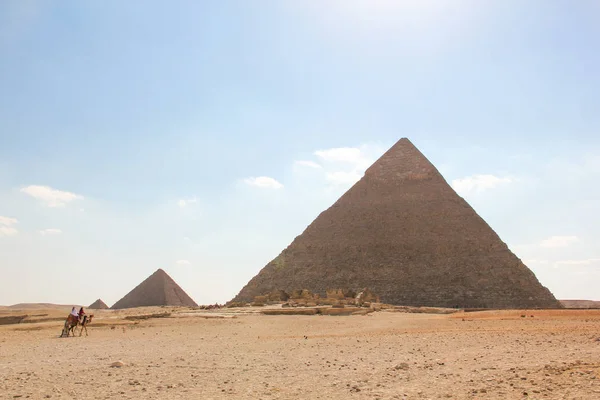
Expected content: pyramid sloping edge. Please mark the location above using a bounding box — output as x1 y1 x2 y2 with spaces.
111 269 198 309
232 138 561 309
88 299 109 309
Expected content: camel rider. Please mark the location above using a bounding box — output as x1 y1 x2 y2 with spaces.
78 307 85 320
69 307 79 323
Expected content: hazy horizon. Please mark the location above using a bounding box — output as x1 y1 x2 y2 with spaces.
1 1 599 306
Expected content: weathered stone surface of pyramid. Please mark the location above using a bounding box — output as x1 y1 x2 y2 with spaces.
233 138 560 309
111 269 198 309
88 299 109 309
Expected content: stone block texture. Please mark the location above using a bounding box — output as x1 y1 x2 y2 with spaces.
111 269 197 309
232 138 560 309
88 299 109 309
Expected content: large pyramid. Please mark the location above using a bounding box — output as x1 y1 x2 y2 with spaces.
233 138 560 309
88 299 109 309
111 269 198 309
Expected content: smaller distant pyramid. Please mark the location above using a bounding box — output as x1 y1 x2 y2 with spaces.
111 269 198 309
88 299 109 309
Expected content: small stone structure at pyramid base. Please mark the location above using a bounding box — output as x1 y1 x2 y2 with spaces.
236 287 382 309
111 268 198 309
232 138 561 309
238 287 396 317
231 287 466 316
88 299 109 310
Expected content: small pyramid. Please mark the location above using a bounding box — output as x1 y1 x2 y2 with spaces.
88 299 109 309
232 138 560 309
111 269 198 309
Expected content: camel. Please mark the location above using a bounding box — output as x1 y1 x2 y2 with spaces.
78 314 94 337
60 314 79 337
59 314 94 337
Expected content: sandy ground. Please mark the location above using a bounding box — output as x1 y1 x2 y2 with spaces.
1 307 599 399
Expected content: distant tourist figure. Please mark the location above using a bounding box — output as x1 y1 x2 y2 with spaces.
78 307 85 320
70 307 78 320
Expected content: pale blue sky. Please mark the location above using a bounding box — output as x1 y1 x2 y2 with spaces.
1 0 599 306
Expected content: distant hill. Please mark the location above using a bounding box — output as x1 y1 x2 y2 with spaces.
560 300 600 309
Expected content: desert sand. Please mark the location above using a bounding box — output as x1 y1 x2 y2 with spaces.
1 306 599 399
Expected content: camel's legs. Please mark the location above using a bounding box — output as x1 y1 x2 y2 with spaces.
60 320 68 337
64 320 73 337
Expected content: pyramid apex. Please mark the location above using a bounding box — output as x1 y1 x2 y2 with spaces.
111 268 197 309
387 137 419 152
88 298 109 309
364 137 439 182
391 137 417 149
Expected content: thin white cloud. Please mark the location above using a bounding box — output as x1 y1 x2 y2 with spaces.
176 259 191 266
39 228 62 236
0 227 18 237
325 171 363 186
20 185 83 207
539 235 579 248
315 147 365 164
177 197 198 208
314 146 380 170
244 176 284 189
294 160 322 169
310 144 385 188
0 216 19 237
0 216 18 226
451 174 513 194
